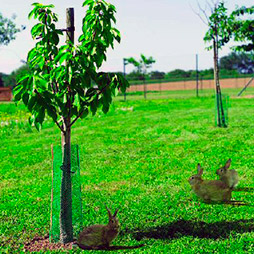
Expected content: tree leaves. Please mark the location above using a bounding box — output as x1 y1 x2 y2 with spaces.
0 12 21 46
79 0 121 69
15 1 129 131
203 2 233 50
229 6 254 52
126 55 156 75
204 3 254 52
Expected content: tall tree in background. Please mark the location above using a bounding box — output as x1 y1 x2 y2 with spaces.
126 54 155 99
220 52 254 74
13 1 128 243
0 13 23 45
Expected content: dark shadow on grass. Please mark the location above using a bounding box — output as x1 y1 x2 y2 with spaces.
129 219 254 241
224 200 254 206
77 243 145 251
234 187 254 192
203 200 253 206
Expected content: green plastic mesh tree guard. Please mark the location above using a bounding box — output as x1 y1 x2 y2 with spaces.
50 145 83 242
215 93 229 127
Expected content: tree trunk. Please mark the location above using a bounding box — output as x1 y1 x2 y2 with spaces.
196 54 199 97
213 34 226 127
59 7 75 243
143 75 147 99
60 120 73 243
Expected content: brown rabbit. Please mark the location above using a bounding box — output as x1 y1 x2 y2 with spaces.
189 164 232 202
216 159 239 189
77 206 119 249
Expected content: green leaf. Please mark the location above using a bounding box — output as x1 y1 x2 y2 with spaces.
13 85 24 102
80 107 89 119
36 108 45 124
82 0 94 7
36 76 48 89
31 23 44 37
29 115 35 125
22 93 30 105
102 87 112 106
47 107 57 122
34 121 42 131
90 95 99 115
17 74 30 85
50 32 59 45
28 9 36 19
28 96 37 112
63 94 67 104
57 52 71 65
102 103 109 114
68 66 73 84
73 93 81 111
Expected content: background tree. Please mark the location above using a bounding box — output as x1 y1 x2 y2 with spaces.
126 70 145 81
13 1 128 243
0 73 5 87
165 69 191 79
150 71 165 80
126 54 155 99
0 13 23 46
2 64 30 87
220 5 254 96
195 1 230 127
220 52 254 74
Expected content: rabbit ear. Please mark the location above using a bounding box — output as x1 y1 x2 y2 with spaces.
225 159 232 169
197 164 203 176
113 209 119 217
105 206 113 218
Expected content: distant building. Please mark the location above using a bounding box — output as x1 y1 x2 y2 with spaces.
0 87 12 101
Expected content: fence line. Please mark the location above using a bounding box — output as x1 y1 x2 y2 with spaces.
126 77 253 93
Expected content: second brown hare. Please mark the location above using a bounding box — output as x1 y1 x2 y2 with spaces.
216 159 239 189
77 206 119 249
189 164 232 202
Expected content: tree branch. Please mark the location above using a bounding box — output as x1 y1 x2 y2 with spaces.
34 89 64 132
69 75 113 127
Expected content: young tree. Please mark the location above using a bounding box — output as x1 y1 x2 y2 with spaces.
0 13 23 46
13 1 128 243
126 54 155 99
196 1 230 127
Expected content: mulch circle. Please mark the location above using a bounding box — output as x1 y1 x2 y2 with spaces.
24 235 145 252
24 235 74 252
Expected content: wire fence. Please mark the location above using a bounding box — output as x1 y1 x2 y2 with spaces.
125 75 251 91
126 76 252 92
116 75 254 101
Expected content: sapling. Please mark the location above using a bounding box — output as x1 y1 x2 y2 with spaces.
13 0 128 243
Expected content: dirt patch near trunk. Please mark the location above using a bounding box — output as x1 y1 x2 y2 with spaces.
24 235 73 252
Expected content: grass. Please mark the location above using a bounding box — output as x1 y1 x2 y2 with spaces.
1 88 254 253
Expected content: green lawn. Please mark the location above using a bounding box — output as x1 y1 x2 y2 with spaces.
1 88 254 253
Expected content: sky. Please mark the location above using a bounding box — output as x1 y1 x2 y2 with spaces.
0 0 253 74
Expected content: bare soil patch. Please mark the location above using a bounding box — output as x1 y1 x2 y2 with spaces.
24 235 73 252
232 95 254 99
127 78 251 92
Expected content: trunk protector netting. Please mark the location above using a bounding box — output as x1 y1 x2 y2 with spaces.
50 145 83 242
